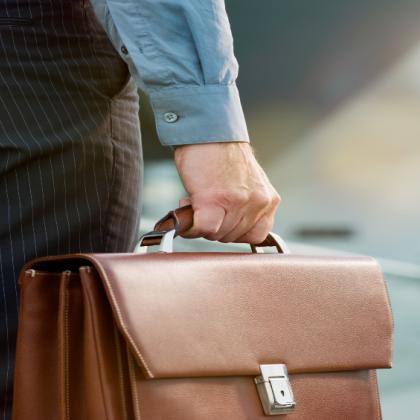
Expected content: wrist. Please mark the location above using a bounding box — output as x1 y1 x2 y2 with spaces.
174 141 252 165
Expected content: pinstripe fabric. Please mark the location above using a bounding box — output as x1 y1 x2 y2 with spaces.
0 1 143 417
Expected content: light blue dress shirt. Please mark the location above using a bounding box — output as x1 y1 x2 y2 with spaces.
89 0 250 147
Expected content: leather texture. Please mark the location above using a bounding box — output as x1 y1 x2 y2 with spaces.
12 212 393 419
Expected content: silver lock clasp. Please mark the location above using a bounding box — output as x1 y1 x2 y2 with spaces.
254 364 296 415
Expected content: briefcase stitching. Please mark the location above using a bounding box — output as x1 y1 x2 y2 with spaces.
127 347 142 420
113 322 129 420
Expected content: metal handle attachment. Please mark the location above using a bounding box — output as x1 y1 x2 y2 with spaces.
250 232 290 254
134 229 177 254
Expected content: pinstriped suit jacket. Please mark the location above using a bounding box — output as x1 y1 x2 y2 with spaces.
0 1 143 416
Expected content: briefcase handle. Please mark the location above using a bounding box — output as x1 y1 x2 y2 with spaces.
136 205 290 254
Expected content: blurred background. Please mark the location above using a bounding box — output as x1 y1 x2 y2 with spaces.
138 1 420 418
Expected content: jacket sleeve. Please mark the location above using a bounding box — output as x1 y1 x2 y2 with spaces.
89 0 250 147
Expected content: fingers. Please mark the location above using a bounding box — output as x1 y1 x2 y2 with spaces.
181 205 226 239
219 190 280 244
179 189 281 244
234 214 275 244
199 206 244 241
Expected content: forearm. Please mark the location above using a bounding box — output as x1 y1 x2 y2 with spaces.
89 0 250 146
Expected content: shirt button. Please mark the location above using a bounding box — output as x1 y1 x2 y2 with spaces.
164 112 179 123
121 45 129 55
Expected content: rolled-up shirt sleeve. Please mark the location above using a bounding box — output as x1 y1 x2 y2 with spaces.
89 0 250 147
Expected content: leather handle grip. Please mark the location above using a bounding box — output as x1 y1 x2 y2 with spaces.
154 205 195 235
140 205 288 253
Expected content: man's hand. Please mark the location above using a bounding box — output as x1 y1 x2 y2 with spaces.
174 142 281 244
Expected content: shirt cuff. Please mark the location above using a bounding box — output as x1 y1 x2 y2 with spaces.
148 83 250 147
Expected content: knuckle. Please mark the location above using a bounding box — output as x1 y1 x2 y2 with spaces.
272 192 282 207
252 191 271 208
229 190 250 205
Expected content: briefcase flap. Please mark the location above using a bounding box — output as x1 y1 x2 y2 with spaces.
82 252 392 380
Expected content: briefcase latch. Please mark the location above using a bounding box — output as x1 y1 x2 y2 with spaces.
254 364 296 415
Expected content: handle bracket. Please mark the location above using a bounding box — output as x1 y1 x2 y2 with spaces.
134 229 177 254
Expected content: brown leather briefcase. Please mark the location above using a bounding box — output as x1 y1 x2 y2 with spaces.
12 206 393 420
